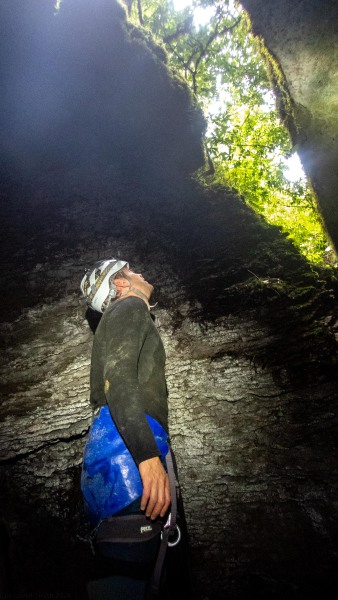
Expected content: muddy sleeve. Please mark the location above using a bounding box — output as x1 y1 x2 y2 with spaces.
103 298 160 466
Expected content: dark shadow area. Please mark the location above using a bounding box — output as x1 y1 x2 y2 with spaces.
0 0 205 182
85 307 102 334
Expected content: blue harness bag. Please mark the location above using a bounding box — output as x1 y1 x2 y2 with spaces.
81 406 169 526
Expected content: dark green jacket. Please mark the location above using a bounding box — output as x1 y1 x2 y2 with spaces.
90 296 168 465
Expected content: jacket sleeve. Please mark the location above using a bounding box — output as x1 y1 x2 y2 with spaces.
103 298 161 466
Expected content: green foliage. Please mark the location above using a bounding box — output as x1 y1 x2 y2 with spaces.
128 0 335 266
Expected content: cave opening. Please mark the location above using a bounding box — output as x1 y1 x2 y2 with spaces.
1 1 338 599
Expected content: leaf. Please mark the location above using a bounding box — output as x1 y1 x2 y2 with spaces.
130 0 334 266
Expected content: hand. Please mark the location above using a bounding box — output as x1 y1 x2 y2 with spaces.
139 456 171 520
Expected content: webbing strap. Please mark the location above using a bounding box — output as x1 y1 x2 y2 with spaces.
165 448 177 530
147 529 170 598
147 447 178 597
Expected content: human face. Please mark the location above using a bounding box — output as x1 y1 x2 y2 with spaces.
123 267 154 299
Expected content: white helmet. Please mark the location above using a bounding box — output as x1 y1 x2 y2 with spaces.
80 258 129 313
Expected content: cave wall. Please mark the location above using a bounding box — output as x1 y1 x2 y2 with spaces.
241 0 338 252
1 169 338 599
0 0 205 180
1 1 338 599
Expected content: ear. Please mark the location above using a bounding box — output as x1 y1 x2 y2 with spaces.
114 276 130 289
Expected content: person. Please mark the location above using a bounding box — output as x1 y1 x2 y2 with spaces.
80 258 192 598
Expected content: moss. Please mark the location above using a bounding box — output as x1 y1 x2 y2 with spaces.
261 43 299 144
240 8 298 147
128 23 168 64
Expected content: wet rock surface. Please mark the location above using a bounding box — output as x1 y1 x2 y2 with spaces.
1 167 338 599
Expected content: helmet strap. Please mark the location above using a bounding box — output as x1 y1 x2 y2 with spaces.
116 273 150 306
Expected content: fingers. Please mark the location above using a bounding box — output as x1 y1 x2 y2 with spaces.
143 473 170 520
139 457 171 520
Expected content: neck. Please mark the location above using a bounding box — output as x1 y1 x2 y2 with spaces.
117 287 150 309
115 273 151 310
123 289 151 310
